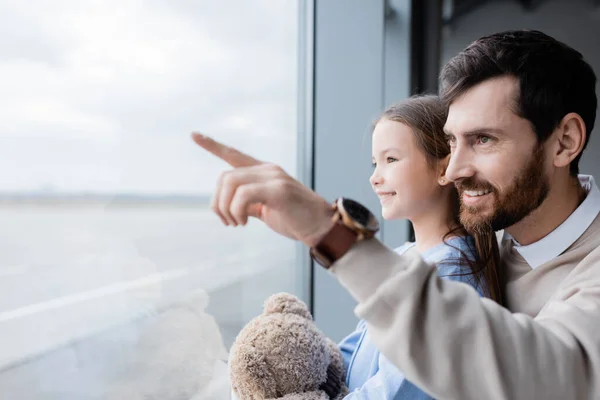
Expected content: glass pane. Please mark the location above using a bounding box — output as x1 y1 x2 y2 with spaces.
0 1 300 398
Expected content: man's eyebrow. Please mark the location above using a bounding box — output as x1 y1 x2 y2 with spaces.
445 127 505 137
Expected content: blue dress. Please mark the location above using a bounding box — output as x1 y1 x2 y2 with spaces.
338 236 486 399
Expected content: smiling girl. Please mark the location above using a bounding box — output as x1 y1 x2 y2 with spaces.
339 95 502 399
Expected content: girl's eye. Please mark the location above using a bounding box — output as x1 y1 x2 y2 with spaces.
372 157 398 167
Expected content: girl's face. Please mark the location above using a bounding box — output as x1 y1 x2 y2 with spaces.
370 119 443 221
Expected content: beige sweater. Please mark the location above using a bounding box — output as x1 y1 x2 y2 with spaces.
331 212 600 400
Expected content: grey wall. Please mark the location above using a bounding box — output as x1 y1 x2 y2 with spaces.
441 0 600 176
312 0 412 342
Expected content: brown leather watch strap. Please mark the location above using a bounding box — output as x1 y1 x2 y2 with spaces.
311 220 359 268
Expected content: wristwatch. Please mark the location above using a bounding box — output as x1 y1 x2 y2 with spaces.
309 198 379 269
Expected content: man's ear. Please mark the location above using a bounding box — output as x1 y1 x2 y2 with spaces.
438 154 452 186
552 112 586 169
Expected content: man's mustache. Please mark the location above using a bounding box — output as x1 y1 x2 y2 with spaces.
455 178 496 193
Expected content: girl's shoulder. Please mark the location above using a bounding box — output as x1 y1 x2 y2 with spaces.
393 236 486 294
393 237 475 262
422 235 476 264
429 236 486 293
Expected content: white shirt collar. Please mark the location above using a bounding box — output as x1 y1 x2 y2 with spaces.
502 175 600 269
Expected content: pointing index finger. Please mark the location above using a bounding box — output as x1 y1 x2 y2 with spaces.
191 132 261 168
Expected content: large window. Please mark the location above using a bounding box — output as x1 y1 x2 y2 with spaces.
0 1 302 398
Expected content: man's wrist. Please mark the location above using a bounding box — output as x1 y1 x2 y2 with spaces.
303 203 336 248
307 198 379 268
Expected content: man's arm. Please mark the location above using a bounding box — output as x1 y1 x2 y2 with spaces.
192 136 599 399
332 239 599 400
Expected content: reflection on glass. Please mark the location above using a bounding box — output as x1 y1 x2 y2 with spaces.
0 1 299 398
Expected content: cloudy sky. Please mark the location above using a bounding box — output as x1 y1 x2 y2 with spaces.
0 0 298 195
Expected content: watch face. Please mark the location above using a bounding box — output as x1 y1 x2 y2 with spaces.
339 198 379 232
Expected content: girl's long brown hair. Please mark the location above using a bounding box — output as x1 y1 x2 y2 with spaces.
375 95 503 305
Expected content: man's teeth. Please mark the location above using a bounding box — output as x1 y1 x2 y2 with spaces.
464 189 491 197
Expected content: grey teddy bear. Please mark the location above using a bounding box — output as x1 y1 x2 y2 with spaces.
229 292 349 400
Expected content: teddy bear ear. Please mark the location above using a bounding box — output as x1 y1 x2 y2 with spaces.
263 292 312 320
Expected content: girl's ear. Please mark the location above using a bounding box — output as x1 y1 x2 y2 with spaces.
438 154 451 186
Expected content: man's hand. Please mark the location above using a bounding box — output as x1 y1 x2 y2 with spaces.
192 133 335 247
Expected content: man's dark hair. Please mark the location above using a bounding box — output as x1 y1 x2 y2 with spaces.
440 30 597 176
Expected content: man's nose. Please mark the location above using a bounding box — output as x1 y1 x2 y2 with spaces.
445 146 476 182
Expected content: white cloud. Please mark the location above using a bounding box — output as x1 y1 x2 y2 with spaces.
0 0 298 194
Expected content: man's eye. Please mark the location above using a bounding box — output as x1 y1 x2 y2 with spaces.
478 136 491 144
447 136 456 145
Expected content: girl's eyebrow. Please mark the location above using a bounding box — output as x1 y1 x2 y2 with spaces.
375 147 401 155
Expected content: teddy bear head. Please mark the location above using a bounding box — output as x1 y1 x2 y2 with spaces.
228 292 348 400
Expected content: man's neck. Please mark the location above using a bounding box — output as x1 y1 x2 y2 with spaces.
506 176 586 245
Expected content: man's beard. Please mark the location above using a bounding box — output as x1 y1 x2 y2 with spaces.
457 144 549 234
